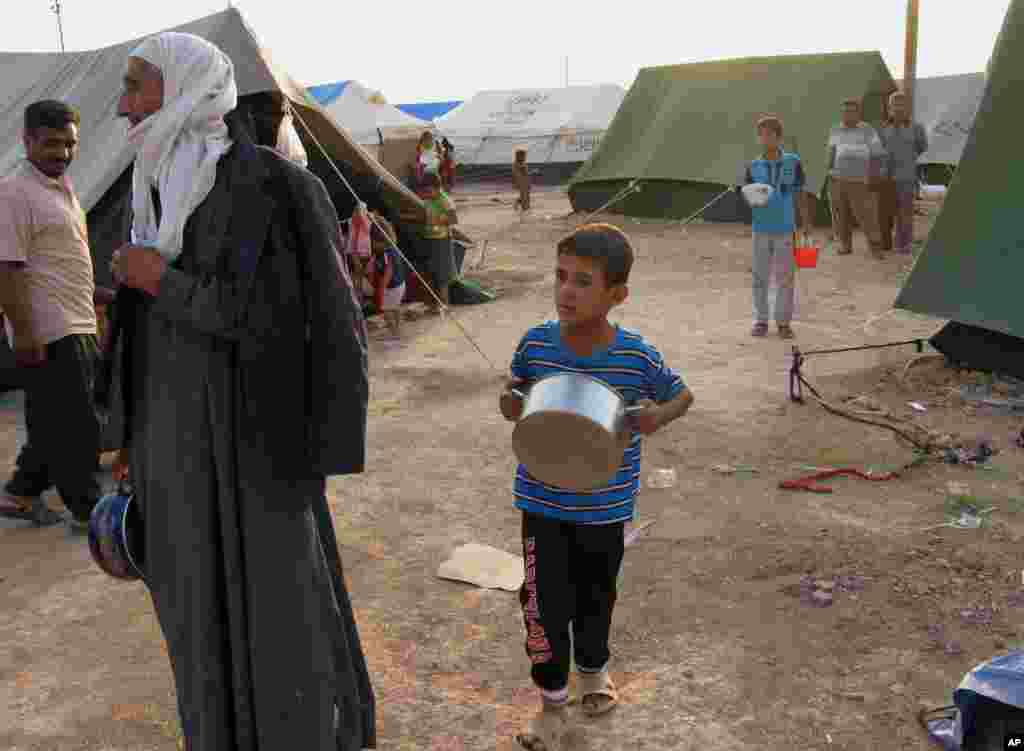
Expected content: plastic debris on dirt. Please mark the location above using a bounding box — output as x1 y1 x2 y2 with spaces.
796 575 864 607
436 543 524 592
646 468 677 489
624 519 657 548
711 464 759 475
959 607 995 625
942 436 996 466
926 623 971 657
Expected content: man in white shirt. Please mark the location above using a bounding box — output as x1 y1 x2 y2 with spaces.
826 97 888 258
0 100 101 530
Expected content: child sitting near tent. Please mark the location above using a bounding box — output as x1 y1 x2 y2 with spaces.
367 215 406 338
344 203 372 302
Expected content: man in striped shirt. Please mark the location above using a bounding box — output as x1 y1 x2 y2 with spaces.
500 223 693 751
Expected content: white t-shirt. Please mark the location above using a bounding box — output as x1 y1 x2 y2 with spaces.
828 124 887 180
0 161 96 346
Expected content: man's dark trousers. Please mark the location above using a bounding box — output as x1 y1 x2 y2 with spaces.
4 334 101 522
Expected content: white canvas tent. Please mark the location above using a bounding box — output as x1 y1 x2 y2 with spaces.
307 80 432 154
435 84 626 181
910 73 987 168
0 8 427 290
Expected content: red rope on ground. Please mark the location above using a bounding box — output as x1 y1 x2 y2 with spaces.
779 467 902 494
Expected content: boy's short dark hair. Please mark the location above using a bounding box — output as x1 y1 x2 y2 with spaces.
756 115 783 137
556 223 633 287
24 100 80 133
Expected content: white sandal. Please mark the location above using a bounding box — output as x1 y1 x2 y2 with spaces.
515 708 569 751
578 670 619 718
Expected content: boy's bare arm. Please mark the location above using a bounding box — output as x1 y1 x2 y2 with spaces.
500 376 526 421
655 388 694 429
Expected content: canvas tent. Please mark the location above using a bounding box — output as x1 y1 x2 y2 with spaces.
894 0 1024 378
306 80 433 155
396 101 463 122
569 52 897 223
435 84 626 184
906 73 987 184
0 8 431 294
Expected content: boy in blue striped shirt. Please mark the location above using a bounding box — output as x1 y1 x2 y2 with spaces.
500 223 694 751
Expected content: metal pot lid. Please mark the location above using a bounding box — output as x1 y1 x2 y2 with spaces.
513 411 627 491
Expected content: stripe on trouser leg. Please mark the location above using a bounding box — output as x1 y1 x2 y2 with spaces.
523 537 552 664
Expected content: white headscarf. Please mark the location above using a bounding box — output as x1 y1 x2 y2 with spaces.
126 32 238 261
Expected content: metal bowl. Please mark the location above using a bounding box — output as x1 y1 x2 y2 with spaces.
88 487 145 581
512 372 641 491
741 182 774 208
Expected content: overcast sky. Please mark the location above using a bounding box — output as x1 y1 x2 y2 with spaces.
2 1 1010 103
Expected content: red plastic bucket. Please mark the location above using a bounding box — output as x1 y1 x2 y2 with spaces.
794 234 819 268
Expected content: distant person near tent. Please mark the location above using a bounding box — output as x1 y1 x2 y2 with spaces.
513 148 531 212
826 97 888 258
419 171 458 312
0 100 102 530
415 130 441 186
439 137 456 192
878 91 928 255
739 115 811 340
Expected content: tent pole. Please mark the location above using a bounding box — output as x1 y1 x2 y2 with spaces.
904 0 920 119
51 1 66 52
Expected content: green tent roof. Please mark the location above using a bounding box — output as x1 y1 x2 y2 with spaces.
894 0 1022 337
570 51 896 195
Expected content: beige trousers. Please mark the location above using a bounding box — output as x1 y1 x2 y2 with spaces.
829 178 884 254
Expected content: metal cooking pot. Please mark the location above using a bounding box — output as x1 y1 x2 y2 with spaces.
88 483 145 581
511 372 642 491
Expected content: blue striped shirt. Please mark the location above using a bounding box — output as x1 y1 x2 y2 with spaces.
510 321 686 524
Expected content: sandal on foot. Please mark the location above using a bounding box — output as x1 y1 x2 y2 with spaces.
0 493 37 522
578 670 619 718
777 324 795 340
0 495 63 526
751 322 769 337
515 709 569 751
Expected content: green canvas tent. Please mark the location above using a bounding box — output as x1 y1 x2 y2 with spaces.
894 0 1023 342
568 52 897 224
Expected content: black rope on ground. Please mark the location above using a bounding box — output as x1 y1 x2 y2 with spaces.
788 346 933 450
796 338 925 358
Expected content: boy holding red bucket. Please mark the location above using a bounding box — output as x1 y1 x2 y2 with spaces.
739 115 815 340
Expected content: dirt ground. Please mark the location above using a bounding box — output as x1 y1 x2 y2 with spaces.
2 187 1024 751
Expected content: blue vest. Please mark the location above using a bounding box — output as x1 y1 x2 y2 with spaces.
747 151 803 234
